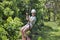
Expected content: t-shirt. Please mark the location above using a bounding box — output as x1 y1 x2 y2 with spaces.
28 16 36 28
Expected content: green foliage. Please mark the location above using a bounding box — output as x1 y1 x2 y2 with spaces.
4 7 14 16
3 17 23 40
38 37 42 40
0 26 8 40
0 0 60 40
0 0 24 39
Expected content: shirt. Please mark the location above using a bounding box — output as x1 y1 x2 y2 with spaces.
28 16 36 28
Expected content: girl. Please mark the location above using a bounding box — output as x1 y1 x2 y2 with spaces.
21 9 36 40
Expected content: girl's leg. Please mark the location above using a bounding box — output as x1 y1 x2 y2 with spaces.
21 25 28 40
23 24 29 36
23 25 30 40
27 36 31 40
22 36 26 40
21 24 29 40
21 24 28 33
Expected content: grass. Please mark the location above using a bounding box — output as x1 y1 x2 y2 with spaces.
44 21 60 36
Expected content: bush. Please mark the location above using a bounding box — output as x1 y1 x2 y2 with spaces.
3 17 23 40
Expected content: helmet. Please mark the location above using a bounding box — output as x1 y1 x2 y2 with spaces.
31 9 36 13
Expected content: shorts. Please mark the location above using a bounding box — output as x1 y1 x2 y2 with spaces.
21 23 32 31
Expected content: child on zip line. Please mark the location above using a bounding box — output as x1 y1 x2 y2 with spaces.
21 9 36 40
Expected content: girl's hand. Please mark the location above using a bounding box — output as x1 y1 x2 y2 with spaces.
26 12 29 20
26 12 28 16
